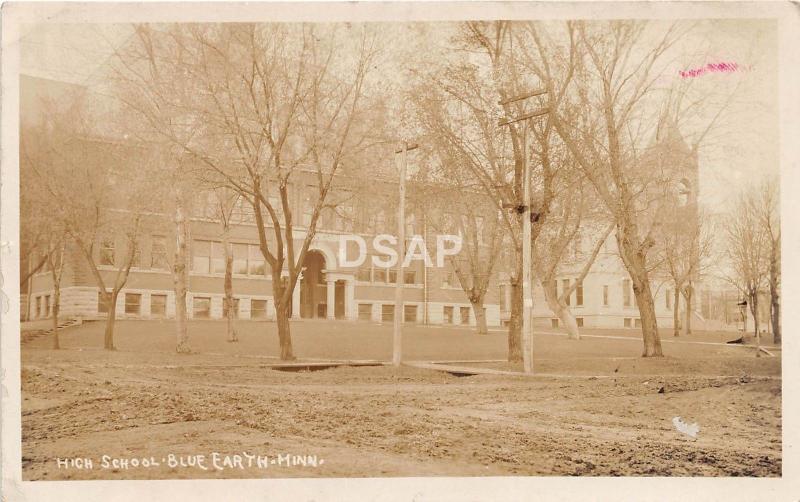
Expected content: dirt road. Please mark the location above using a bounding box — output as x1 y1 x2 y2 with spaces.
21 347 781 479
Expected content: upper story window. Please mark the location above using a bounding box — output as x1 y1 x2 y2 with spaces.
151 235 169 270
100 238 115 266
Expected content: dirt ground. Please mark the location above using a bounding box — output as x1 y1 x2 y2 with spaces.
19 321 781 479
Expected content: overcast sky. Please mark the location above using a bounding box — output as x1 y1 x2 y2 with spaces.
20 20 778 213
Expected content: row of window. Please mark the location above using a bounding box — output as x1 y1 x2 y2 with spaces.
556 279 668 309
356 303 478 324
192 240 266 276
194 190 492 243
31 294 51 319
97 292 270 319
99 235 168 270
549 317 640 328
355 266 421 285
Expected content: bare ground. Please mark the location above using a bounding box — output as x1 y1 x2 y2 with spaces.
21 341 781 480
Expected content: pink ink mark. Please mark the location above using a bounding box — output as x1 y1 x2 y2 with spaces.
679 61 740 79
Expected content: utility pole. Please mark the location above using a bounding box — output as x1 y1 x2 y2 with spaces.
393 142 418 366
498 88 549 374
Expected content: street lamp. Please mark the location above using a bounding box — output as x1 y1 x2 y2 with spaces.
498 87 549 374
393 141 418 366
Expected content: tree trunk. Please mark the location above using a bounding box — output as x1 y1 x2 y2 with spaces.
672 287 681 337
25 274 33 322
471 299 488 335
507 275 523 363
223 232 237 343
770 257 780 344
749 292 759 340
174 193 191 354
543 286 580 340
617 228 663 357
275 299 295 361
51 287 61 350
633 280 663 357
103 291 118 350
683 283 693 336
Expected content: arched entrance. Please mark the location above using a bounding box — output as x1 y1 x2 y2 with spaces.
299 250 327 319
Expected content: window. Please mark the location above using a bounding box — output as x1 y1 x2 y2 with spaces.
358 303 372 321
151 294 167 317
251 299 267 319
97 292 109 314
249 245 265 276
151 236 168 270
404 305 418 323
404 271 416 285
43 295 50 318
232 198 254 224
302 188 314 227
381 304 394 322
267 195 283 221
340 204 355 232
623 279 632 307
562 279 571 306
666 289 672 310
388 270 398 284
223 297 240 319
603 285 609 306
374 268 387 283
573 231 582 259
460 307 470 325
193 240 211 273
193 297 211 319
100 238 115 266
125 293 141 315
34 296 40 318
575 280 583 307
576 317 584 328
357 268 371 282
442 270 456 288
624 317 632 328
211 242 226 274
551 318 559 328
130 245 141 268
232 243 248 275
443 306 454 324
373 210 386 233
634 318 642 328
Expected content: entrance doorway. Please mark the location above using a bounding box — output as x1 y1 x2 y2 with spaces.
300 251 326 319
335 280 345 319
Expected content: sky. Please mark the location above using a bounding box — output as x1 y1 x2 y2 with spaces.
19 19 779 214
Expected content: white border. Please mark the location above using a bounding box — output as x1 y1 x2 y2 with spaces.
2 2 799 501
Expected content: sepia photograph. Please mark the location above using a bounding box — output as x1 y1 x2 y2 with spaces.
2 1 798 500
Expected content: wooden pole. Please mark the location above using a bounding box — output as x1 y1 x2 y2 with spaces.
393 143 416 365
521 124 534 374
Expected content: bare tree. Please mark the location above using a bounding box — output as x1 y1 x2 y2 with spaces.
658 204 715 336
20 95 150 350
724 189 769 348
521 21 726 356
115 23 378 360
753 177 780 344
45 235 68 349
411 164 504 335
533 178 613 339
211 187 242 343
410 21 570 362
